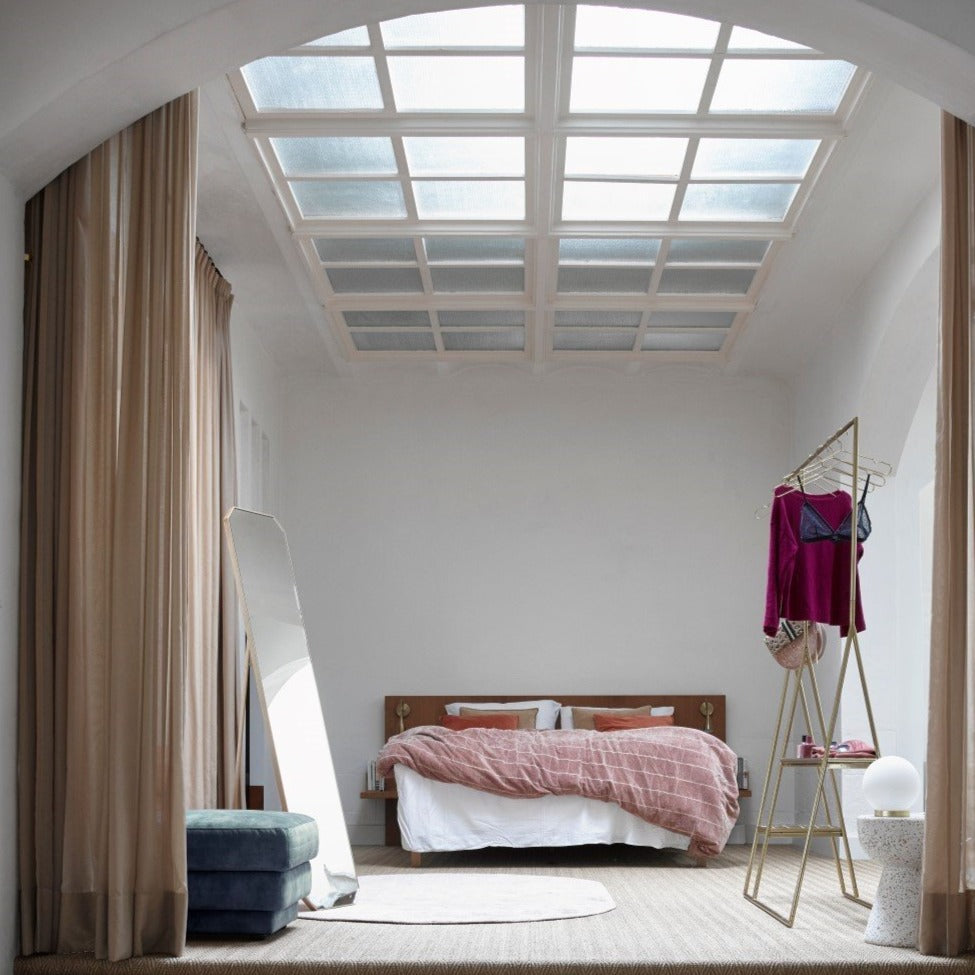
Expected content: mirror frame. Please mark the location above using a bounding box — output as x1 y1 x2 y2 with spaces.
224 506 358 908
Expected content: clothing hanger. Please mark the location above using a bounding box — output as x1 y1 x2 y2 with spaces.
754 423 890 519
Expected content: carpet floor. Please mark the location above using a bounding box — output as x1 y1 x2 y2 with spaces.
14 844 975 974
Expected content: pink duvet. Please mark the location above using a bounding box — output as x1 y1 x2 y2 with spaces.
377 725 739 858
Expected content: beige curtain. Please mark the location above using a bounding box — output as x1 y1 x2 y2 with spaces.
18 92 198 960
185 243 241 810
920 112 975 956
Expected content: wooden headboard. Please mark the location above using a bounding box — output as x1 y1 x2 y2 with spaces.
384 694 726 741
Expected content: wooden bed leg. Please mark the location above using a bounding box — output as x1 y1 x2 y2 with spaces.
410 851 423 868
691 854 708 868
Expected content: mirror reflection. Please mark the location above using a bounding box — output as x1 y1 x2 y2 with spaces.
224 507 358 908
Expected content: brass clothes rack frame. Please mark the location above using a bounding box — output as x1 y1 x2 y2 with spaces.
744 417 885 927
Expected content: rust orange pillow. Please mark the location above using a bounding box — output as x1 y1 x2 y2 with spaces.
440 713 520 731
592 713 675 732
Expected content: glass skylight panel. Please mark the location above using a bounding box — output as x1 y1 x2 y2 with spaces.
562 182 675 221
430 267 524 292
680 183 798 221
648 310 737 328
693 139 819 179
425 238 525 262
344 310 431 327
564 137 688 178
555 310 642 327
388 57 524 111
380 6 523 48
290 180 406 219
413 180 524 220
326 267 423 293
666 239 769 264
570 58 709 112
442 330 524 351
642 331 724 352
352 331 436 352
439 310 525 327
557 266 651 293
242 57 383 111
315 237 417 262
657 267 756 294
238 6 863 362
727 26 810 51
574 7 720 51
559 238 660 263
555 331 635 351
306 27 371 47
403 137 524 177
271 137 397 176
710 59 856 113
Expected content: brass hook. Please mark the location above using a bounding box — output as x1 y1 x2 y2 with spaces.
699 701 714 734
395 700 411 733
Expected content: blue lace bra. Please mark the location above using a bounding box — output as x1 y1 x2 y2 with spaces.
798 475 872 544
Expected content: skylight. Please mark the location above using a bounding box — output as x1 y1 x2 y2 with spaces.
231 5 865 362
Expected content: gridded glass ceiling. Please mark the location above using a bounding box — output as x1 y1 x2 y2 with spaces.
232 5 866 362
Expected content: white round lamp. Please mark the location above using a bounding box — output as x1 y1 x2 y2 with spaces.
862 756 921 817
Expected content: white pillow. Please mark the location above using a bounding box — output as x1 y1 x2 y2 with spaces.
444 699 562 731
559 705 675 730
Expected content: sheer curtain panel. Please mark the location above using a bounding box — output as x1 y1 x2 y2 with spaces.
185 243 240 810
920 112 975 956
18 92 198 961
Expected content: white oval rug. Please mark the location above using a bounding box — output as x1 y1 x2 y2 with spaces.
299 873 615 924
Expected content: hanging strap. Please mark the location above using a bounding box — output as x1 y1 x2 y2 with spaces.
859 473 871 503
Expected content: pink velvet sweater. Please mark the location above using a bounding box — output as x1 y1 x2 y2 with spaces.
764 484 866 637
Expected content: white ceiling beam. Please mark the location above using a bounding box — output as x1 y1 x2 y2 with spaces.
244 115 846 139
325 293 754 311
529 3 564 368
292 220 793 238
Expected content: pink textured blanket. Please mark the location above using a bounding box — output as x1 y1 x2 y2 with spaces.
377 725 739 858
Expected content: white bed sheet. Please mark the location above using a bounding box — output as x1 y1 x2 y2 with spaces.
394 764 691 853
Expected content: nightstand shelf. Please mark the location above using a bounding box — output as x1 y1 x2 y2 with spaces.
360 789 397 800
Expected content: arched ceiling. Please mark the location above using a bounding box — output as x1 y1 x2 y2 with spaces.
0 0 973 197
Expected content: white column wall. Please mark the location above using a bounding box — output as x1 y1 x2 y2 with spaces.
280 367 793 845
788 186 940 854
230 317 285 810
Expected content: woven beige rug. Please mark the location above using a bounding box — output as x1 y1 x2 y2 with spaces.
15 845 975 974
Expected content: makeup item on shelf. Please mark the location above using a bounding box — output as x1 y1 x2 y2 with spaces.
798 735 815 759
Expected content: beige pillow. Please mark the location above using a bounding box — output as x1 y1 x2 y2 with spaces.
570 705 652 731
459 707 538 730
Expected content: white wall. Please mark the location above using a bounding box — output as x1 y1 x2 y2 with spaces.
230 315 286 809
0 173 23 960
840 369 935 842
280 366 794 844
789 180 939 854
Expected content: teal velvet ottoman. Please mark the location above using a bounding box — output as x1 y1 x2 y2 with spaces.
186 810 319 937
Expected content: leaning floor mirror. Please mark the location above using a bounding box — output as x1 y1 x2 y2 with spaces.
224 507 358 908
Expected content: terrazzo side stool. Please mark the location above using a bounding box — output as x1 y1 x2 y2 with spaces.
186 809 319 937
857 813 925 948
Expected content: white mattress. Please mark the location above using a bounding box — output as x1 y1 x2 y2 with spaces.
394 764 691 853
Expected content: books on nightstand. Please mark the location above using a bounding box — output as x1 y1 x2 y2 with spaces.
365 759 385 792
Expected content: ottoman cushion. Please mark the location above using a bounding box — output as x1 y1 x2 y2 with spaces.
186 810 319 872
188 903 300 937
189 862 313 912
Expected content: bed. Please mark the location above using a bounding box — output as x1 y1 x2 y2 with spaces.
375 695 739 866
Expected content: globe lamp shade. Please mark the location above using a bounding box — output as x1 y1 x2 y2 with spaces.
862 756 921 817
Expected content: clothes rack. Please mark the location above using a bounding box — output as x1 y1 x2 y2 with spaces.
744 416 884 927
